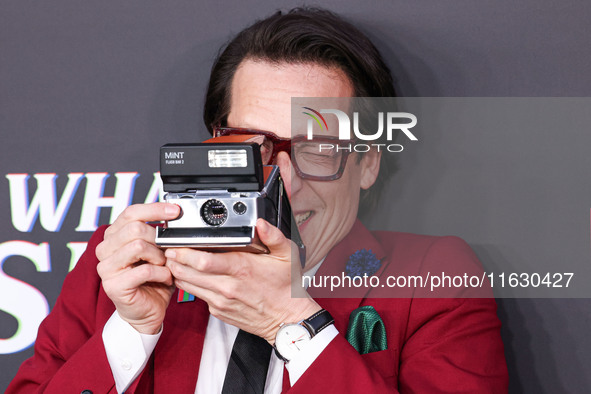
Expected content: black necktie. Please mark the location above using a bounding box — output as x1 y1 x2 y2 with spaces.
221 329 273 394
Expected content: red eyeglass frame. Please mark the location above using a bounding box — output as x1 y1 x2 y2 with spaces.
213 126 354 181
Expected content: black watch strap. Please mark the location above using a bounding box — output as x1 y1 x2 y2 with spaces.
273 309 335 362
301 309 334 337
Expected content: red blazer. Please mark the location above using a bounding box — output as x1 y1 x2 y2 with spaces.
8 220 508 393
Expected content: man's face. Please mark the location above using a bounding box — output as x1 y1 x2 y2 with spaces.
227 60 380 270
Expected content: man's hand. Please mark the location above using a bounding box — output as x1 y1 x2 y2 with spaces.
95 203 181 334
165 218 321 343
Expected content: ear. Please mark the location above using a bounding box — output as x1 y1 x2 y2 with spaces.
359 150 381 190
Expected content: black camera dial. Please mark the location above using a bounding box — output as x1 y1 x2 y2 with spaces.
233 201 247 215
201 199 228 226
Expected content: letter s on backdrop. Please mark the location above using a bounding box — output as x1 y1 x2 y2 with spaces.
0 241 50 354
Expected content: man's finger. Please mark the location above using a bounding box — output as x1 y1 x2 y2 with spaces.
168 260 235 295
103 264 174 296
106 202 180 235
97 221 157 261
165 248 234 276
174 278 240 322
97 241 166 280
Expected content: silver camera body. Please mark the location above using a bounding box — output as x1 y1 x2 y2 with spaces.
155 142 304 260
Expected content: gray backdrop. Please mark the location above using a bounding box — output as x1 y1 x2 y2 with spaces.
1 0 590 392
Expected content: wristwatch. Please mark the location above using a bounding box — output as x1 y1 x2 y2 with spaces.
274 309 334 362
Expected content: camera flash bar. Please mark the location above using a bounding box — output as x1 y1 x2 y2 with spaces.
208 149 248 168
160 143 264 192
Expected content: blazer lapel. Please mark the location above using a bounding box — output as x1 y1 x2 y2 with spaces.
307 219 391 332
153 293 210 393
308 219 388 298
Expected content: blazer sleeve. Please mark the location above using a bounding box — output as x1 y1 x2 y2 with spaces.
6 225 139 394
287 236 508 393
397 297 508 393
397 236 508 393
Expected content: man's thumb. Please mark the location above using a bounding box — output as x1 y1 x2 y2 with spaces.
256 218 289 253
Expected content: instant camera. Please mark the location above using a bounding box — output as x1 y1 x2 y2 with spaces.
155 136 305 265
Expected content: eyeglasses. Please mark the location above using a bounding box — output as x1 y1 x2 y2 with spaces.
213 126 354 181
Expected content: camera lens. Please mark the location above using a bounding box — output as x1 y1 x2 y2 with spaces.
201 199 228 226
233 201 247 215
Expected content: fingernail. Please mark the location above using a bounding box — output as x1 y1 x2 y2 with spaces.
165 249 176 259
165 204 179 216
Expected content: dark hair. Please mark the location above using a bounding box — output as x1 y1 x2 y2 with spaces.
203 7 397 213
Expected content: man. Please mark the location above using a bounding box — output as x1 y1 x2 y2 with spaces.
8 8 508 393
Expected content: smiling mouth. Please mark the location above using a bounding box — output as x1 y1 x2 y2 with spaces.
295 211 313 226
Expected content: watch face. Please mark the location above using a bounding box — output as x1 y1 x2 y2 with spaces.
275 324 311 361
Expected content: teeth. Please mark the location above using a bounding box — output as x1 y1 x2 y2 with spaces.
295 211 312 226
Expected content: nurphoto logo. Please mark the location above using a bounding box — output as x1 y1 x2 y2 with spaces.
302 106 418 153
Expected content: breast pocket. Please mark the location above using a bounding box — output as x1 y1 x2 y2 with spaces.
359 347 399 379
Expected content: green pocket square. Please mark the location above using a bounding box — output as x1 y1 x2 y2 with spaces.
346 305 388 354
